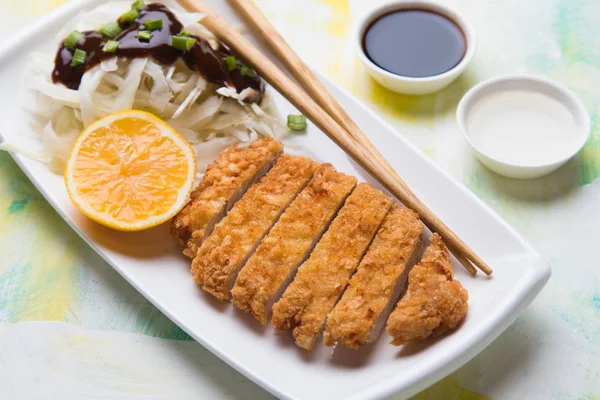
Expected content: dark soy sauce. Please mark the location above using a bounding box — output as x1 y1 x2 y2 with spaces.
363 9 466 78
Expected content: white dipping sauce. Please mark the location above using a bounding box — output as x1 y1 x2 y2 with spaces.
466 90 580 166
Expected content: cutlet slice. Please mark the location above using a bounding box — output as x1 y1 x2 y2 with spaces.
386 233 469 346
192 155 319 301
324 205 424 349
170 138 283 258
272 183 393 351
232 164 357 324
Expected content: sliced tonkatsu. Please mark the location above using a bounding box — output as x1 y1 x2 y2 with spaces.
232 164 357 324
324 205 424 349
169 138 472 351
272 183 393 351
170 138 283 258
386 233 469 345
192 155 319 301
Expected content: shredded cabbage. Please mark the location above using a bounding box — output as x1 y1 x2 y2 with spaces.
15 0 288 176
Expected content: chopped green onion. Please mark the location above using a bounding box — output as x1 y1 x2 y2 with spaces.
224 56 237 71
180 30 191 37
102 40 120 53
143 19 163 31
171 35 197 51
64 30 84 50
287 114 307 131
240 65 256 78
71 49 86 67
138 30 152 41
99 22 122 38
119 9 139 25
131 0 145 11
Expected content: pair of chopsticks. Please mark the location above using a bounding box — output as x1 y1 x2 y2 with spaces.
176 0 492 276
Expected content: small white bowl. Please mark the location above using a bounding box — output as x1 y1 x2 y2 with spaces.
457 75 590 179
354 1 476 95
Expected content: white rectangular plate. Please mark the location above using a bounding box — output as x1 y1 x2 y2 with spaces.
0 1 551 399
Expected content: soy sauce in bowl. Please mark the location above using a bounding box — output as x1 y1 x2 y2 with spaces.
363 9 466 78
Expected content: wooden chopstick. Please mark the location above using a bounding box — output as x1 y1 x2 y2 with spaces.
176 0 491 276
224 0 487 277
225 0 482 277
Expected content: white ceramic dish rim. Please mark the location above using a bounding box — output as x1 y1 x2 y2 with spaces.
0 1 551 399
353 0 476 83
456 74 591 170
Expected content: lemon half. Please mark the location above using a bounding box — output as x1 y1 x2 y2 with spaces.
65 110 196 231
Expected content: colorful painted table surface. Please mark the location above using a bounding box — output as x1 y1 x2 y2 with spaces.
0 0 598 399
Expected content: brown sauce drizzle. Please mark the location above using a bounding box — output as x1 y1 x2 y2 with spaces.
52 3 264 103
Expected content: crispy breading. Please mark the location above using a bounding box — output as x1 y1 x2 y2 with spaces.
191 155 319 301
170 138 283 258
324 205 424 349
386 233 469 346
272 183 392 351
232 164 357 324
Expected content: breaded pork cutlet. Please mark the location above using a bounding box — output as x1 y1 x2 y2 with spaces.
324 205 424 349
170 138 283 258
192 155 318 301
232 164 357 324
272 183 392 351
386 233 469 346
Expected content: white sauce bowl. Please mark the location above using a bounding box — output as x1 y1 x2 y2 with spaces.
457 75 590 179
354 0 476 95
